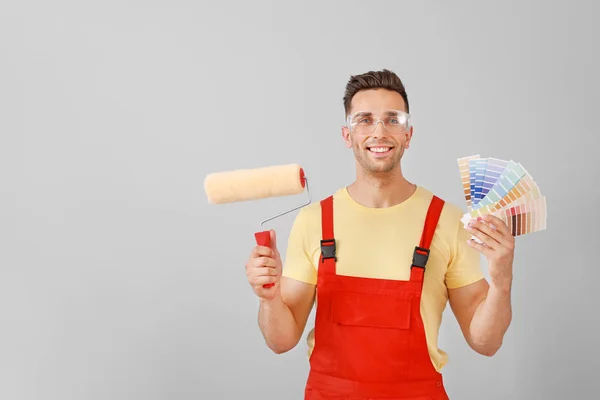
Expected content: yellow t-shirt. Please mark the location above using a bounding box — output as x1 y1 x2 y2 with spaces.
281 185 484 372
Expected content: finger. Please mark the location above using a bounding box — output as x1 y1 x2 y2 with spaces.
251 275 278 287
466 219 502 247
475 215 514 249
252 245 275 258
467 237 493 257
246 260 275 274
251 265 280 276
481 214 511 237
251 256 277 268
466 227 496 250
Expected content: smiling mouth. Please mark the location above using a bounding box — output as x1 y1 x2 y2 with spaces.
367 146 393 153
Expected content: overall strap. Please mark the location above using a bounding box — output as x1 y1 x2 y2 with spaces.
410 195 445 284
319 195 337 276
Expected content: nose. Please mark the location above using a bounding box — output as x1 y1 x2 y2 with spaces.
371 120 385 137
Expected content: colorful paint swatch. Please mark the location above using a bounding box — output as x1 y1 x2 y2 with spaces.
472 160 527 211
461 196 547 234
467 173 541 218
480 157 508 201
493 196 547 236
467 158 479 205
456 155 547 241
472 158 489 205
457 155 479 210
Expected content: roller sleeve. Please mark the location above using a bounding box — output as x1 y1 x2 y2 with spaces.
204 164 306 204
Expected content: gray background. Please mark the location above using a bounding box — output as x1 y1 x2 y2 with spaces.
2 0 598 399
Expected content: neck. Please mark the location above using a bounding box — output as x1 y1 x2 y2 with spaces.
347 165 417 208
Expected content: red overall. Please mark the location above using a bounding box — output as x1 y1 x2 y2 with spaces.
304 194 450 400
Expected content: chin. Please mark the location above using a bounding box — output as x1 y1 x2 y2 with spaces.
353 147 402 173
362 159 399 173
367 164 397 173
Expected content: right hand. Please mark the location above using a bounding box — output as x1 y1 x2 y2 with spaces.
245 229 282 300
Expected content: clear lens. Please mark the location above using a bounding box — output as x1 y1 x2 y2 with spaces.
347 109 411 134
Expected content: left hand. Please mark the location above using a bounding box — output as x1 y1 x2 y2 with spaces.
465 214 515 290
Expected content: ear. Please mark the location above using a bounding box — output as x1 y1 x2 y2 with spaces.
404 126 413 149
341 126 352 148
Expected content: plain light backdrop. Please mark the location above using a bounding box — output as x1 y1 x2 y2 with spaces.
2 1 598 399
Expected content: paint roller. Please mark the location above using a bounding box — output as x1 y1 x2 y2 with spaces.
203 163 312 288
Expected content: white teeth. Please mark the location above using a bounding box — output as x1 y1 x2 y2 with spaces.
369 147 390 153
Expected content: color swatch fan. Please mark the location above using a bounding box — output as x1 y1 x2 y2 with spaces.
457 155 547 239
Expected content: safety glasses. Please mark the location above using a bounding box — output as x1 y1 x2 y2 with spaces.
346 109 411 135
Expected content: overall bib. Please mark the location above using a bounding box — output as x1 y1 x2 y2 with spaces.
304 194 450 400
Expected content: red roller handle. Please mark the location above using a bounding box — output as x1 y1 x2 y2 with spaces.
254 230 275 288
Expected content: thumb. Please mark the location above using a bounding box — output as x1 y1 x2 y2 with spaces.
269 229 277 250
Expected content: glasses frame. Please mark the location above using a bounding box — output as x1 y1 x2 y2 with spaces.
346 109 412 134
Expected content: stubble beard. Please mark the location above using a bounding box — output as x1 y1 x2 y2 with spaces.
353 143 404 174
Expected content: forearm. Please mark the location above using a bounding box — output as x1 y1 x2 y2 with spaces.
469 281 512 356
258 293 301 354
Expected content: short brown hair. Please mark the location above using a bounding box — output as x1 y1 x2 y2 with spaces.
342 69 409 115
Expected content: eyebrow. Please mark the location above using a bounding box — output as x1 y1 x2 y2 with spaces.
352 110 401 118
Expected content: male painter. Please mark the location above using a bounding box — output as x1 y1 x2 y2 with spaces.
245 69 515 399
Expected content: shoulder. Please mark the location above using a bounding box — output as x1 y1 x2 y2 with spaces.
293 187 345 220
416 186 464 220
288 187 350 241
416 186 466 242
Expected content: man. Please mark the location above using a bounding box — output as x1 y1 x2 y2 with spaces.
245 69 515 399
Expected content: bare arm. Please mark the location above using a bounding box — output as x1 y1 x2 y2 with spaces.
245 229 316 354
449 278 512 356
449 214 515 357
258 277 315 354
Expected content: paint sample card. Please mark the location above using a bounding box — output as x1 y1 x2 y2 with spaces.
472 160 525 211
474 158 489 205
457 155 547 240
457 155 479 210
481 157 508 201
493 196 547 236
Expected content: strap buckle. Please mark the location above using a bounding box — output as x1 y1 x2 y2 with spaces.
411 246 430 269
320 238 337 262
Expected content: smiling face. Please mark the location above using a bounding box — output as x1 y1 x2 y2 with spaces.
342 88 413 174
